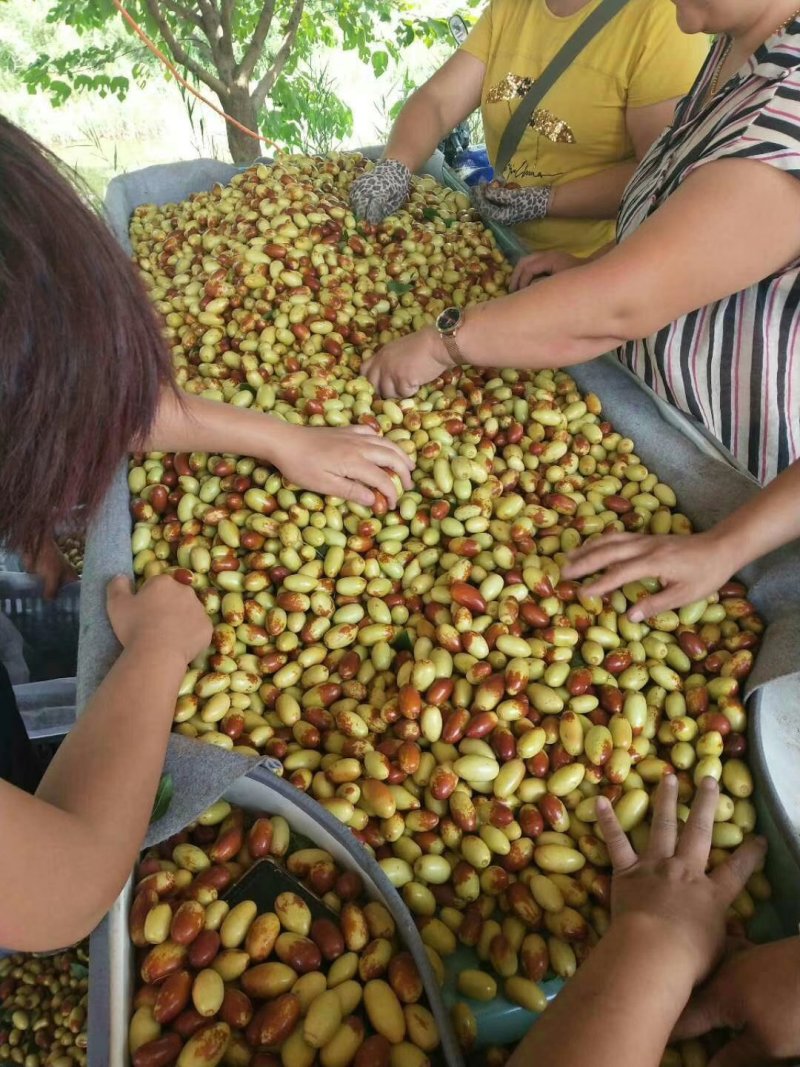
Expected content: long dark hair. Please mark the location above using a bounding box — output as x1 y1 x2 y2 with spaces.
0 115 177 557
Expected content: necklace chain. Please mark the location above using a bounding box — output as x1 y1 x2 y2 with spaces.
775 6 800 34
707 38 733 100
707 8 800 102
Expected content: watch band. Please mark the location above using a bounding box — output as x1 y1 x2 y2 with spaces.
441 330 466 366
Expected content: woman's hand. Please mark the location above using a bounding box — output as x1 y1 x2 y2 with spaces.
673 938 800 1066
470 181 552 227
362 327 452 399
510 251 582 291
107 574 212 665
275 423 414 508
597 775 766 986
562 529 739 620
350 160 412 224
24 538 79 599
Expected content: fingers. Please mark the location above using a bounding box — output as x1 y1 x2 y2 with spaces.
373 457 412 493
562 533 648 579
362 355 382 392
510 257 553 292
671 982 729 1041
676 776 719 866
318 474 375 508
581 561 659 601
627 589 685 623
357 437 415 485
362 357 403 398
396 462 414 491
107 573 134 606
645 774 678 860
511 264 541 291
323 451 401 507
348 460 401 507
470 190 503 224
595 796 638 871
482 185 516 205
710 836 768 908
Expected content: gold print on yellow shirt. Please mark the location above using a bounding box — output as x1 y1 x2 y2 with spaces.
486 73 576 144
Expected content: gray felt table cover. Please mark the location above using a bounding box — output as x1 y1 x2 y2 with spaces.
78 156 800 851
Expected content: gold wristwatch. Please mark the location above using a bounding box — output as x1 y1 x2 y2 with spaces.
436 306 467 365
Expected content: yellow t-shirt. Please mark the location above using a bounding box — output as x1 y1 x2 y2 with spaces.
461 0 708 257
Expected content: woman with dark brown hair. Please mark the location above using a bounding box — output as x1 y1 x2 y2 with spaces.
0 115 412 950
0 116 412 575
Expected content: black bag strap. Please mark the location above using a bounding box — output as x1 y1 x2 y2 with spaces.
494 0 631 178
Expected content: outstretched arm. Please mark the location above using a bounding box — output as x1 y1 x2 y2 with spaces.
0 576 211 951
364 157 800 397
381 51 485 174
145 391 415 509
563 458 800 617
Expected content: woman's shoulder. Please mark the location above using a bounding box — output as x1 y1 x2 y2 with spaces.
614 0 693 34
477 0 526 24
752 25 800 81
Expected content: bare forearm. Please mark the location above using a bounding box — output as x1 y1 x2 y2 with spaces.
145 389 287 462
548 162 637 220
460 261 627 370
384 91 453 173
37 639 183 819
511 920 694 1067
4 641 186 948
713 459 800 570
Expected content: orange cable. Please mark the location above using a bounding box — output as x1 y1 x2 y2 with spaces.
112 0 281 151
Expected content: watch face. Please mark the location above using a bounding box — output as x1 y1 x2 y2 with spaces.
437 306 462 334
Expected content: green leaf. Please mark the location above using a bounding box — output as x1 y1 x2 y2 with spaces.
392 629 414 653
371 50 389 78
150 773 174 824
387 280 413 295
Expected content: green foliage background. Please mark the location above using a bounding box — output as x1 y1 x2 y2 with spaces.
0 0 483 190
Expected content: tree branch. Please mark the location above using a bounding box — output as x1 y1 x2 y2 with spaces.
158 0 203 29
252 0 305 108
143 0 228 99
196 0 218 23
195 0 237 83
220 0 235 45
235 0 276 84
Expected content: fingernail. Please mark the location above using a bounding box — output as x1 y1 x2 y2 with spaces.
595 797 611 813
700 775 718 790
628 609 643 623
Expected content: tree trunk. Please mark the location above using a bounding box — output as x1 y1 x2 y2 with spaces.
223 88 262 164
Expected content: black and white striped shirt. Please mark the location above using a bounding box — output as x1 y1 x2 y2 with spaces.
616 25 800 484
